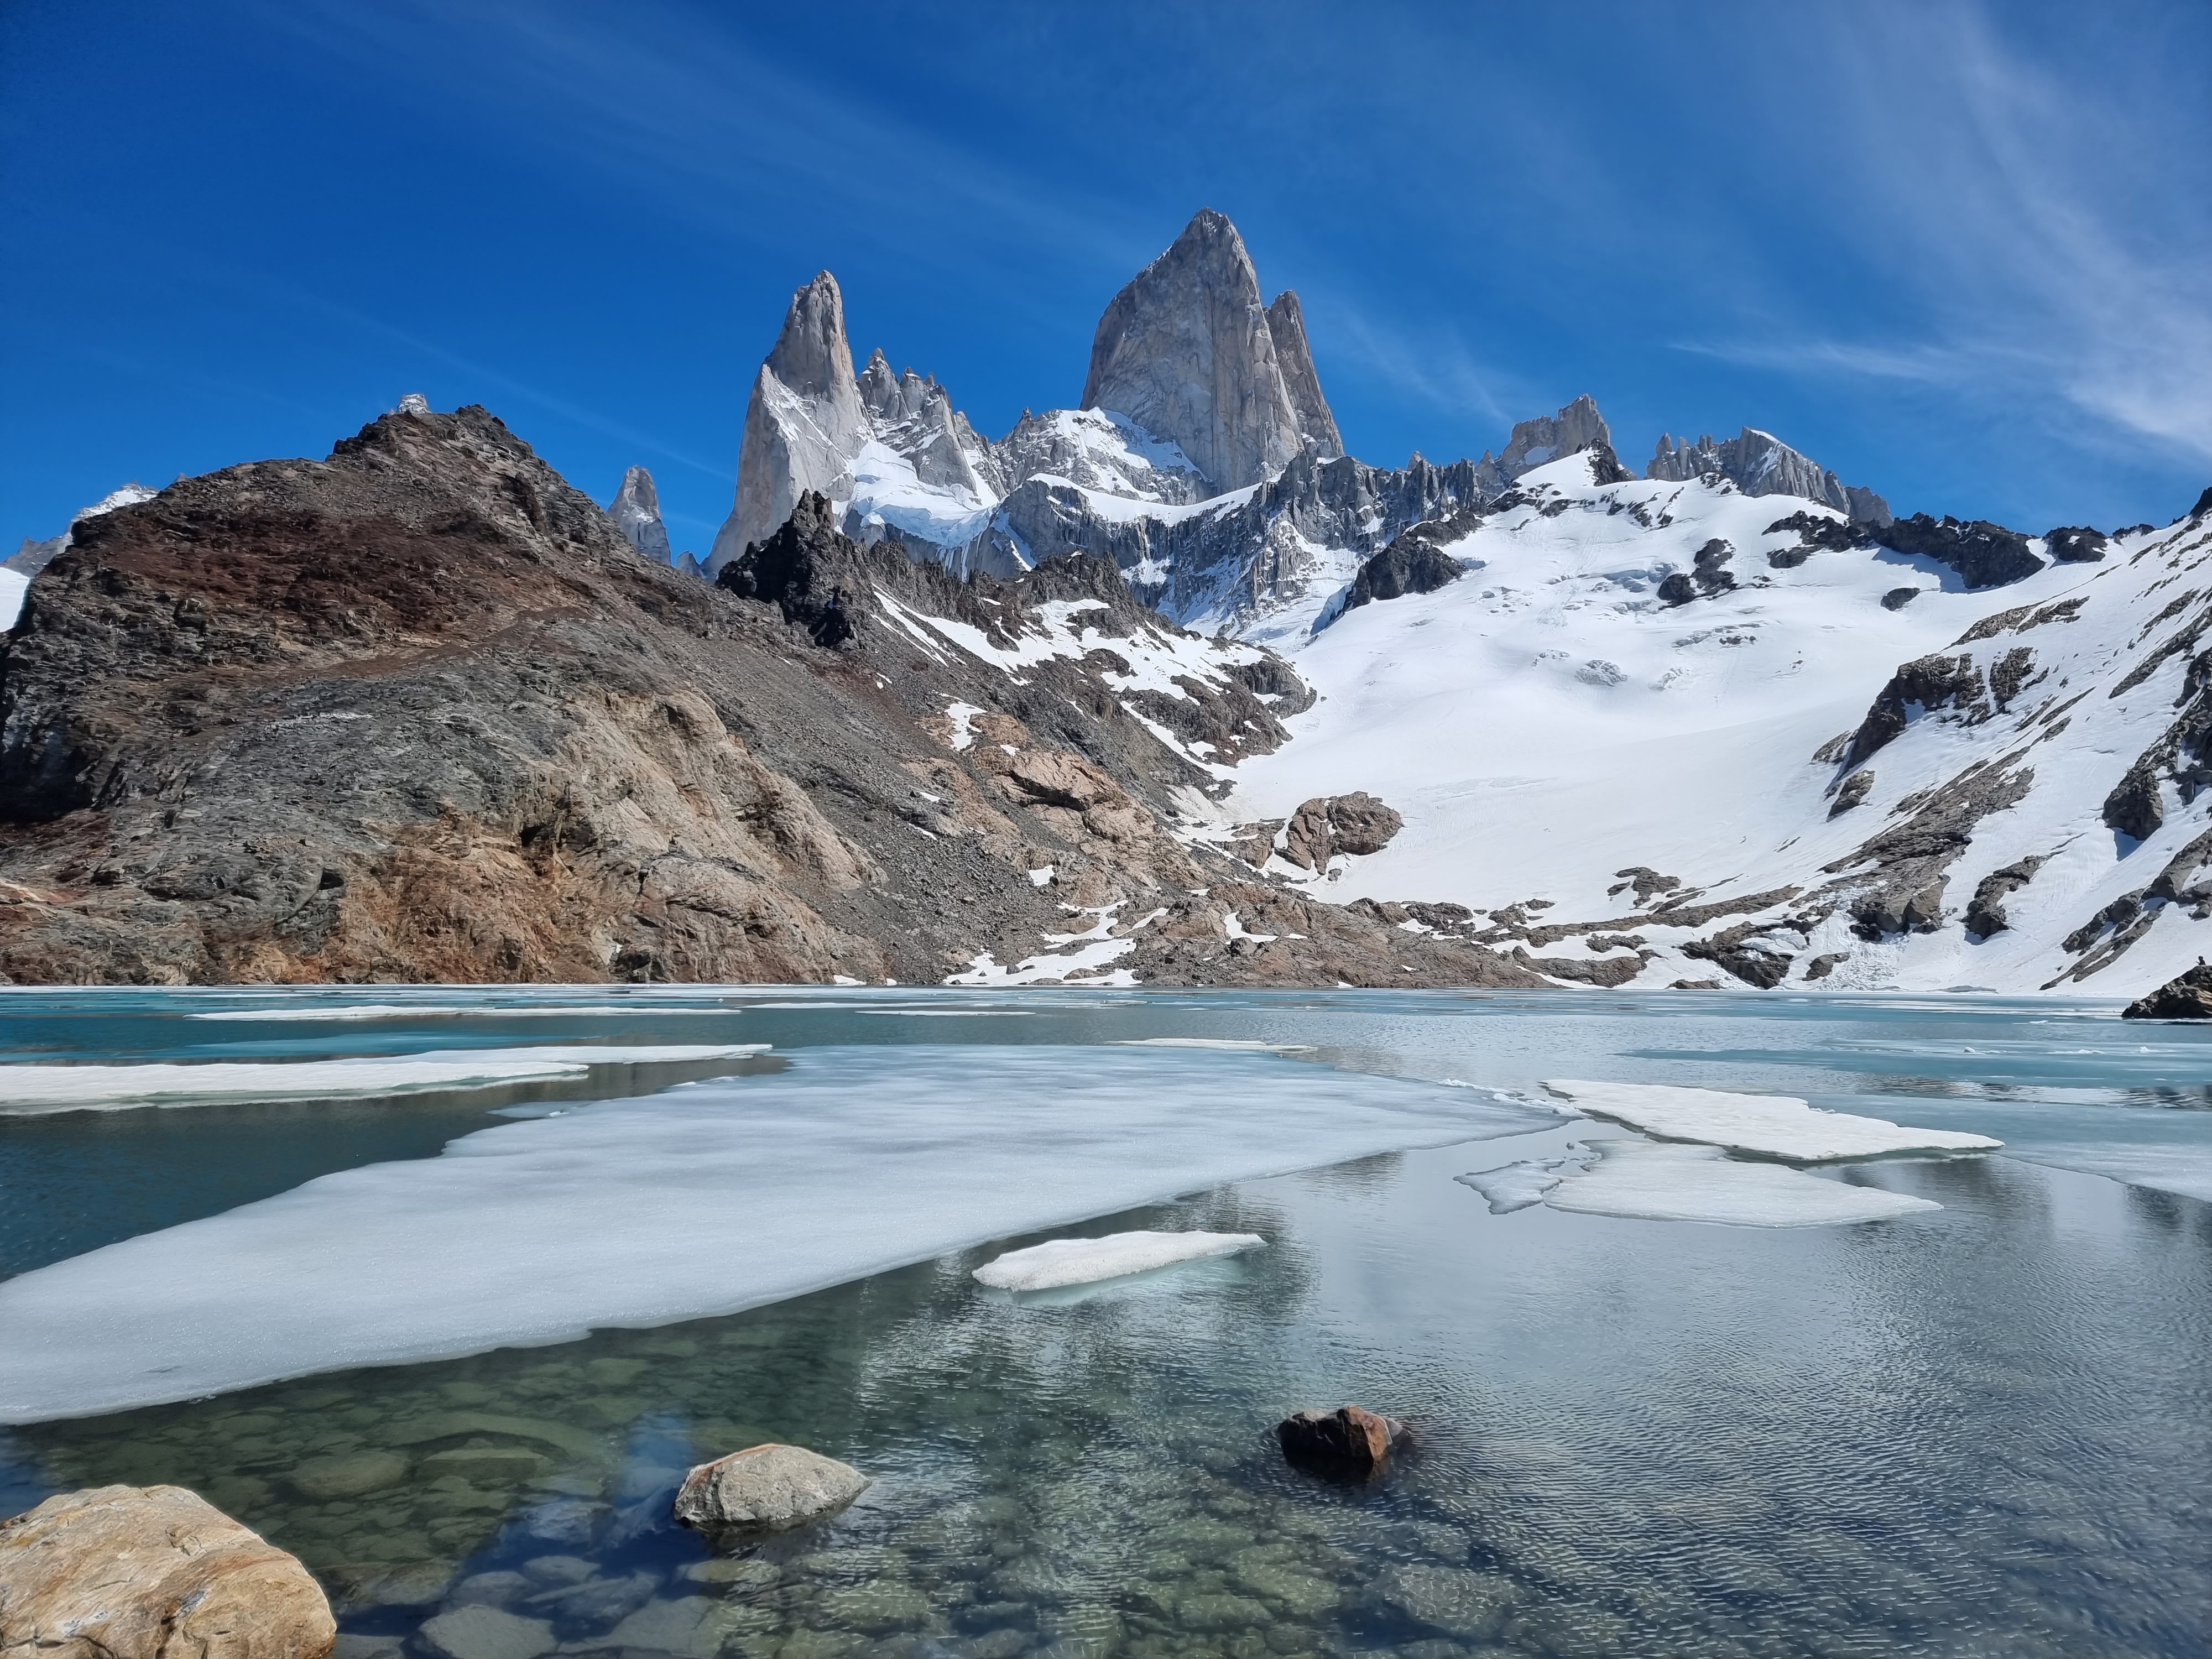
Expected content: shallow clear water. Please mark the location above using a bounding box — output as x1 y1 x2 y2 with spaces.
2 987 2208 1657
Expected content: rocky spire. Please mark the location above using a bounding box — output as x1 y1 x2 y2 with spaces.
1498 395 1614 478
608 466 673 564
1647 426 1892 524
713 272 870 571
1081 208 1307 494
1263 290 1343 458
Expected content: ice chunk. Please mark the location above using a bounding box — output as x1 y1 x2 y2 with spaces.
1455 1152 1594 1213
1541 1078 2000 1160
1542 1139 1943 1227
973 1229 1264 1290
0 1045 1558 1422
0 1046 768 1115
1116 1037 1313 1051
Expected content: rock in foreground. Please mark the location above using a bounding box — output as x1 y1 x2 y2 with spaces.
672 1444 868 1534
2122 961 2212 1019
1276 1405 1410 1481
0 1484 335 1659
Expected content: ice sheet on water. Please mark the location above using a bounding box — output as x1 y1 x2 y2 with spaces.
184 1005 735 1022
0 1046 768 1114
1543 1139 1943 1227
972 1230 1264 1290
0 1044 1561 1422
1541 1078 2000 1160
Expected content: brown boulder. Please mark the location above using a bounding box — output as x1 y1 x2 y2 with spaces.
0 1485 335 1659
1276 1405 1411 1481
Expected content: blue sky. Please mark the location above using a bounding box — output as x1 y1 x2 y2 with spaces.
4 0 2207 555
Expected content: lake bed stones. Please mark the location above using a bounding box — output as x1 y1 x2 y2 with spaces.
0 1484 336 1659
672 1444 869 1534
1276 1405 1410 1481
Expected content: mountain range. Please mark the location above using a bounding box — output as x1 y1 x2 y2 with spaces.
3 208 2206 995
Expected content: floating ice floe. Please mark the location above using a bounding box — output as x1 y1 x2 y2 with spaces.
0 1045 769 1114
1115 1037 1313 1052
1455 1152 1595 1213
1540 1078 2001 1160
0 1044 1559 1422
1542 1140 1943 1227
973 1229 1265 1291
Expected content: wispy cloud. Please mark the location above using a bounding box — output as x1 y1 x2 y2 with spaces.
1676 0 2212 467
1326 300 1517 445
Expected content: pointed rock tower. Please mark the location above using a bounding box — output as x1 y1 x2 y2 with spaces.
713 272 870 571
608 466 674 564
1264 290 1342 460
1081 209 1329 493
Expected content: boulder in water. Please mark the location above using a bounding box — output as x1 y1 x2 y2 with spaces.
1276 1405 1410 1480
0 1484 335 1659
672 1444 868 1533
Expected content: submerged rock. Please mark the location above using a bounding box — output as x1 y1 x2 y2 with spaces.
672 1444 869 1533
2122 961 2212 1020
0 1484 335 1659
1276 1405 1410 1480
414 1604 555 1659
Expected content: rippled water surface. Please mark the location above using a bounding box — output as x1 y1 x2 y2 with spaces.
2 987 2209 1658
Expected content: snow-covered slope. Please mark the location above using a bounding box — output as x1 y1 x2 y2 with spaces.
1219 455 2212 993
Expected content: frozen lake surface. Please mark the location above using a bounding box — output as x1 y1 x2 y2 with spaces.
1 985 2207 1656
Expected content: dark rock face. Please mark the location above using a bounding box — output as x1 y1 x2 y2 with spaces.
1844 653 1990 766
1650 429 1890 523
1875 513 2042 591
1276 1406 1408 1481
1828 770 1875 816
1966 857 2045 938
1337 518 1473 617
0 406 1547 991
1658 540 1737 607
1764 510 1876 556
1881 587 1921 611
2122 961 2212 1019
2045 526 2109 562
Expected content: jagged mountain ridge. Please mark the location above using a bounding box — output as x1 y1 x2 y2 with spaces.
691 208 1916 646
0 405 1550 988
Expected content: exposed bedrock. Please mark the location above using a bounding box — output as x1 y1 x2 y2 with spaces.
1281 792 1404 873
1874 512 2043 590
1335 515 1477 618
1648 427 1890 524
0 1484 335 1659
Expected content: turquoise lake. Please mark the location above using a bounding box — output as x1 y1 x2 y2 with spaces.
1 987 2206 1658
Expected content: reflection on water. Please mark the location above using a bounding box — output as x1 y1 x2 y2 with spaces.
5 1136 2206 1658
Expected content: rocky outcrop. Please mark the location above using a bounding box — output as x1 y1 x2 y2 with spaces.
2045 525 2109 562
1282 792 1402 873
1648 427 1890 524
1334 515 1474 619
1844 653 1990 766
606 466 672 565
1965 857 2045 938
672 1444 868 1533
1262 290 1343 457
1875 513 2042 591
711 272 875 570
2122 961 2212 1019
1081 209 1308 493
1276 1406 1409 1481
0 1485 335 1659
1497 395 1612 479
1658 539 1738 606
